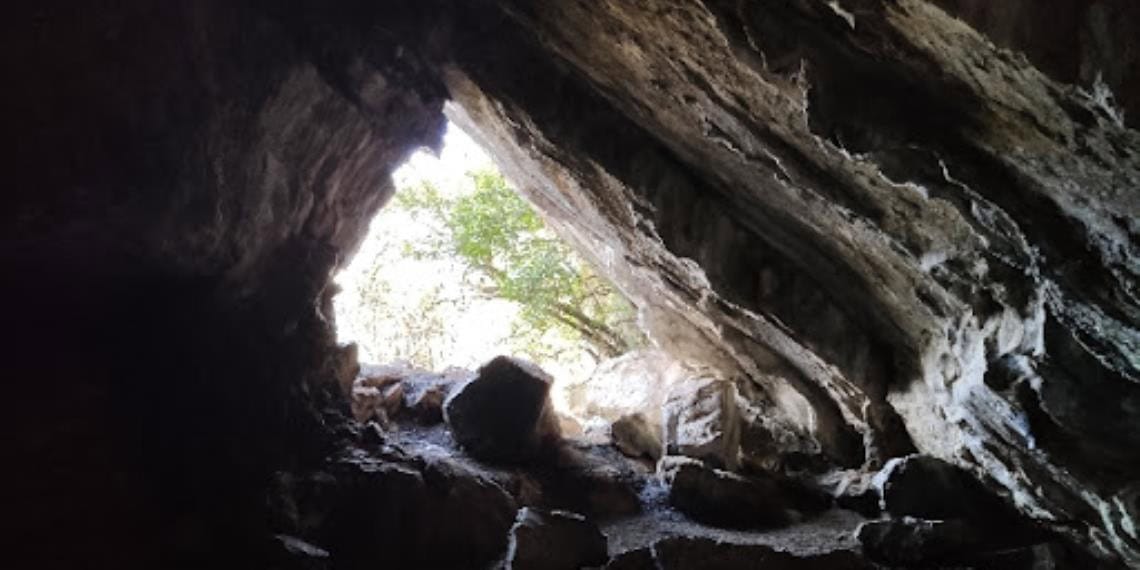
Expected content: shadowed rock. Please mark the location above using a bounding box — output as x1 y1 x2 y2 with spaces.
506 508 608 570
444 356 561 464
608 536 872 570
612 412 664 463
661 456 826 530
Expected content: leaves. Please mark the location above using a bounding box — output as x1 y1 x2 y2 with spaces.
396 168 644 362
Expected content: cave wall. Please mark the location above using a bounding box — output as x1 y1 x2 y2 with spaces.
5 1 444 564
429 0 1140 565
7 0 1139 567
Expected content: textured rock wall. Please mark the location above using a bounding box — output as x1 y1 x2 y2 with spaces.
8 0 1138 567
434 0 1140 565
5 1 444 564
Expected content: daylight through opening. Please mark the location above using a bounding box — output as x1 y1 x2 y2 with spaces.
333 121 653 431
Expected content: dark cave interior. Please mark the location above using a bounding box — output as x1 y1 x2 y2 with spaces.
5 1 1140 568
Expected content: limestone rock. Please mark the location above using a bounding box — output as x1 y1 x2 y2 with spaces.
545 442 644 519
663 375 741 470
856 518 988 566
506 508 608 570
15 0 1140 565
660 456 824 529
605 548 657 570
444 356 561 463
875 454 1042 545
611 412 663 463
565 349 687 428
321 452 518 568
812 470 882 518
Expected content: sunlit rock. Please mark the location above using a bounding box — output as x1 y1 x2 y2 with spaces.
611 412 664 463
664 375 742 471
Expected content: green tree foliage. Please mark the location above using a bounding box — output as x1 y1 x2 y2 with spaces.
396 169 644 361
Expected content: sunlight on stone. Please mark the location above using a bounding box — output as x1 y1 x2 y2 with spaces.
333 122 595 411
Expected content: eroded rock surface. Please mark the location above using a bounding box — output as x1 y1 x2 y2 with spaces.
11 0 1140 567
661 456 827 530
610 536 872 570
444 356 562 464
506 508 609 570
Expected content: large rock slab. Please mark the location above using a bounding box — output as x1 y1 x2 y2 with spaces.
564 349 687 429
611 412 663 462
660 457 825 529
506 508 608 570
857 518 987 567
875 455 1044 545
663 375 742 470
877 455 1007 521
317 453 519 569
607 537 872 570
444 0 1140 564
444 356 561 463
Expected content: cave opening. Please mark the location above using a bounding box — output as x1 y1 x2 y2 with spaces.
12 0 1139 567
331 120 659 439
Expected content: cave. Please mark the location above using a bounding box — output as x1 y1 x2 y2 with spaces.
8 1 1139 569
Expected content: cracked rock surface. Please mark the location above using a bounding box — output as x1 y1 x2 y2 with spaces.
8 0 1139 567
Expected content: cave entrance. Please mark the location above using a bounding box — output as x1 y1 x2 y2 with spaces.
332 121 647 430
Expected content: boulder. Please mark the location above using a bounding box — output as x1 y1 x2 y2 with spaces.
402 366 469 424
817 470 880 518
611 412 663 462
321 452 518 568
661 456 825 529
859 517 1076 568
875 455 1042 544
545 442 644 519
444 356 561 463
856 518 987 566
876 455 1002 521
506 508 609 570
564 349 686 428
663 375 741 470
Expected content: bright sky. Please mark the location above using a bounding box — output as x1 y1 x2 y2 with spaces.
332 123 593 406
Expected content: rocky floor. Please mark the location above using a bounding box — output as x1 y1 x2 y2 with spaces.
384 419 866 558
264 356 1101 570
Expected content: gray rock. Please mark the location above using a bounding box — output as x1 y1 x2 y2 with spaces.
661 456 825 529
875 454 1044 548
611 412 663 462
877 455 1002 521
444 356 561 463
856 517 986 566
663 376 741 470
322 453 518 568
506 508 608 570
546 442 644 519
813 470 880 518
